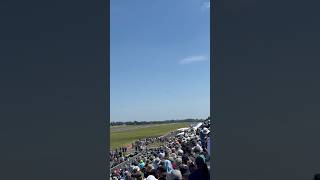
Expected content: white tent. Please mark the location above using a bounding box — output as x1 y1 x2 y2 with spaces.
192 122 203 130
176 127 189 132
176 132 184 136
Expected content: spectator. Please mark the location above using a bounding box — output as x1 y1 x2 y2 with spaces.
138 160 145 169
166 169 183 180
153 157 161 170
179 165 190 180
163 159 173 173
175 157 182 168
131 166 143 180
109 119 211 180
124 171 131 180
158 152 165 160
144 164 156 177
157 166 167 180
168 157 176 169
188 155 209 180
146 175 158 180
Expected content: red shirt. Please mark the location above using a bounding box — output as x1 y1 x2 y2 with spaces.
172 162 177 169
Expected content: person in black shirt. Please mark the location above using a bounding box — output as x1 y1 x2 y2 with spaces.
188 155 209 180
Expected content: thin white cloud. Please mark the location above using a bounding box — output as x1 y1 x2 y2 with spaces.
179 55 208 65
201 1 210 10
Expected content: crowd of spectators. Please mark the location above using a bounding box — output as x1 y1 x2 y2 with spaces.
110 119 211 180
110 147 128 164
110 136 169 168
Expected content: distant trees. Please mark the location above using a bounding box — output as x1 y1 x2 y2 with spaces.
110 118 205 126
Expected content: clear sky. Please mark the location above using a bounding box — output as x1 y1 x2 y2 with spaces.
110 0 210 122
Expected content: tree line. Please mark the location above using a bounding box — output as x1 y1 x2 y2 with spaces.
110 118 209 126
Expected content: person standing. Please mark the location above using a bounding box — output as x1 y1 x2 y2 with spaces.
207 136 210 157
188 156 210 180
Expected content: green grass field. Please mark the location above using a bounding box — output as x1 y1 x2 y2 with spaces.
110 123 189 150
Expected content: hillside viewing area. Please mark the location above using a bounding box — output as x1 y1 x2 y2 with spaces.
109 117 211 180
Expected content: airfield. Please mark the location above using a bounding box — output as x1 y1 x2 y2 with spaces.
110 122 189 150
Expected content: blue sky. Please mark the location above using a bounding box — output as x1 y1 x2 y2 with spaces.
110 0 210 122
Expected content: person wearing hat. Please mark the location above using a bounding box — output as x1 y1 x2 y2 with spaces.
200 127 210 147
